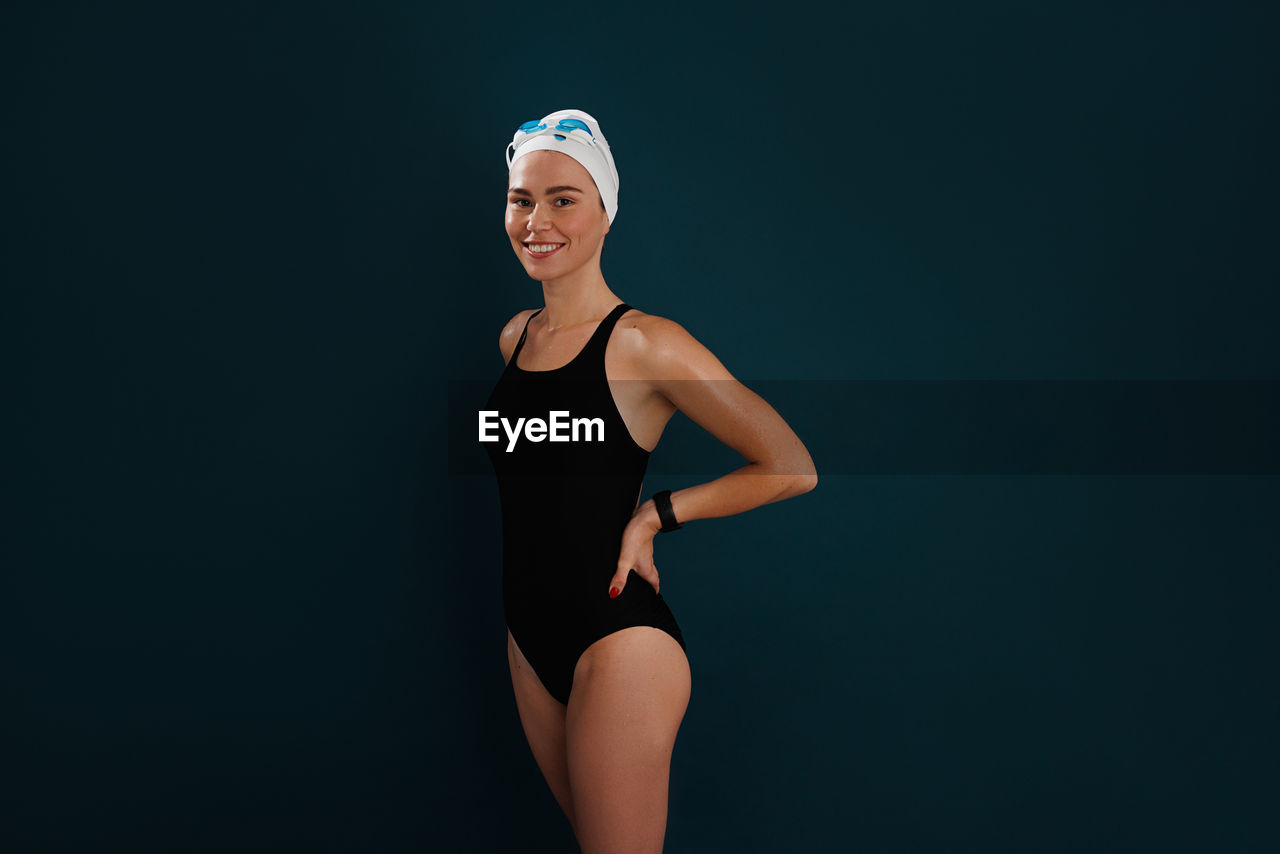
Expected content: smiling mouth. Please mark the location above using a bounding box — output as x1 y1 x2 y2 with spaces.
523 242 565 257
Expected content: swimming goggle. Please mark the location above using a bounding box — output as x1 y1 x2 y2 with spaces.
505 118 599 167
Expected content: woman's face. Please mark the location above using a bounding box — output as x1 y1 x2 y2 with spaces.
506 150 609 280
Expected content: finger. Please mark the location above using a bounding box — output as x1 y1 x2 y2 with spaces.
609 564 631 599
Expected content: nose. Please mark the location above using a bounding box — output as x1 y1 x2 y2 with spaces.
525 200 552 234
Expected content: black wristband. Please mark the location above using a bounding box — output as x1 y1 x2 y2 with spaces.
653 489 682 532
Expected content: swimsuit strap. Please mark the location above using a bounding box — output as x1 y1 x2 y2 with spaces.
570 302 632 370
510 308 545 363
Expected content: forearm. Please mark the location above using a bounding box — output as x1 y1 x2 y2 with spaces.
640 462 817 529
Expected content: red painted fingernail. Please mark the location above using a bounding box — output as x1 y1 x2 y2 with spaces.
609 587 619 598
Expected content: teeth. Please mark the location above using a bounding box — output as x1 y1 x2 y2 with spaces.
527 243 563 253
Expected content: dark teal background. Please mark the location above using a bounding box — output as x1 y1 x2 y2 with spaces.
7 2 1277 852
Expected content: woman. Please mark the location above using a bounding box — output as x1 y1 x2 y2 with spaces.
482 108 817 854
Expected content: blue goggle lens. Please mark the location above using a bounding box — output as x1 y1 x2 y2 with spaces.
516 118 594 138
554 118 592 136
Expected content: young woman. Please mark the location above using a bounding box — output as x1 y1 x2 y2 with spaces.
482 108 817 854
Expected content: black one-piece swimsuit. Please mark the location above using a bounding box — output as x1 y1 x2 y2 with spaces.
482 302 687 706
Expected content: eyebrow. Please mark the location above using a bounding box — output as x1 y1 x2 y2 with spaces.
507 185 585 197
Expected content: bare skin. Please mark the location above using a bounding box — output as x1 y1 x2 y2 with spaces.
501 148 817 853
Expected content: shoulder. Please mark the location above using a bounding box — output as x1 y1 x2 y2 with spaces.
497 308 540 365
614 307 736 381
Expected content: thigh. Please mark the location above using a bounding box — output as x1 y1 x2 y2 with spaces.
507 628 576 833
565 626 692 854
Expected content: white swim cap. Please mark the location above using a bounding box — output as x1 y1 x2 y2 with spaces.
505 108 620 225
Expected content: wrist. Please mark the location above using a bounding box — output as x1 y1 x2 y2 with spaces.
652 489 683 532
638 500 663 534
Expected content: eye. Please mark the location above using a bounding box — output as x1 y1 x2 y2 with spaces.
508 198 574 208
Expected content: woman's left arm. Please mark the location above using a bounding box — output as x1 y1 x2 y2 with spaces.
637 314 817 525
608 315 817 597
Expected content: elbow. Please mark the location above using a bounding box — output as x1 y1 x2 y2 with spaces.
795 450 818 494
758 455 817 498
784 463 817 497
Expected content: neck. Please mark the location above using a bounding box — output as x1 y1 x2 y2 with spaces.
537 266 620 330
